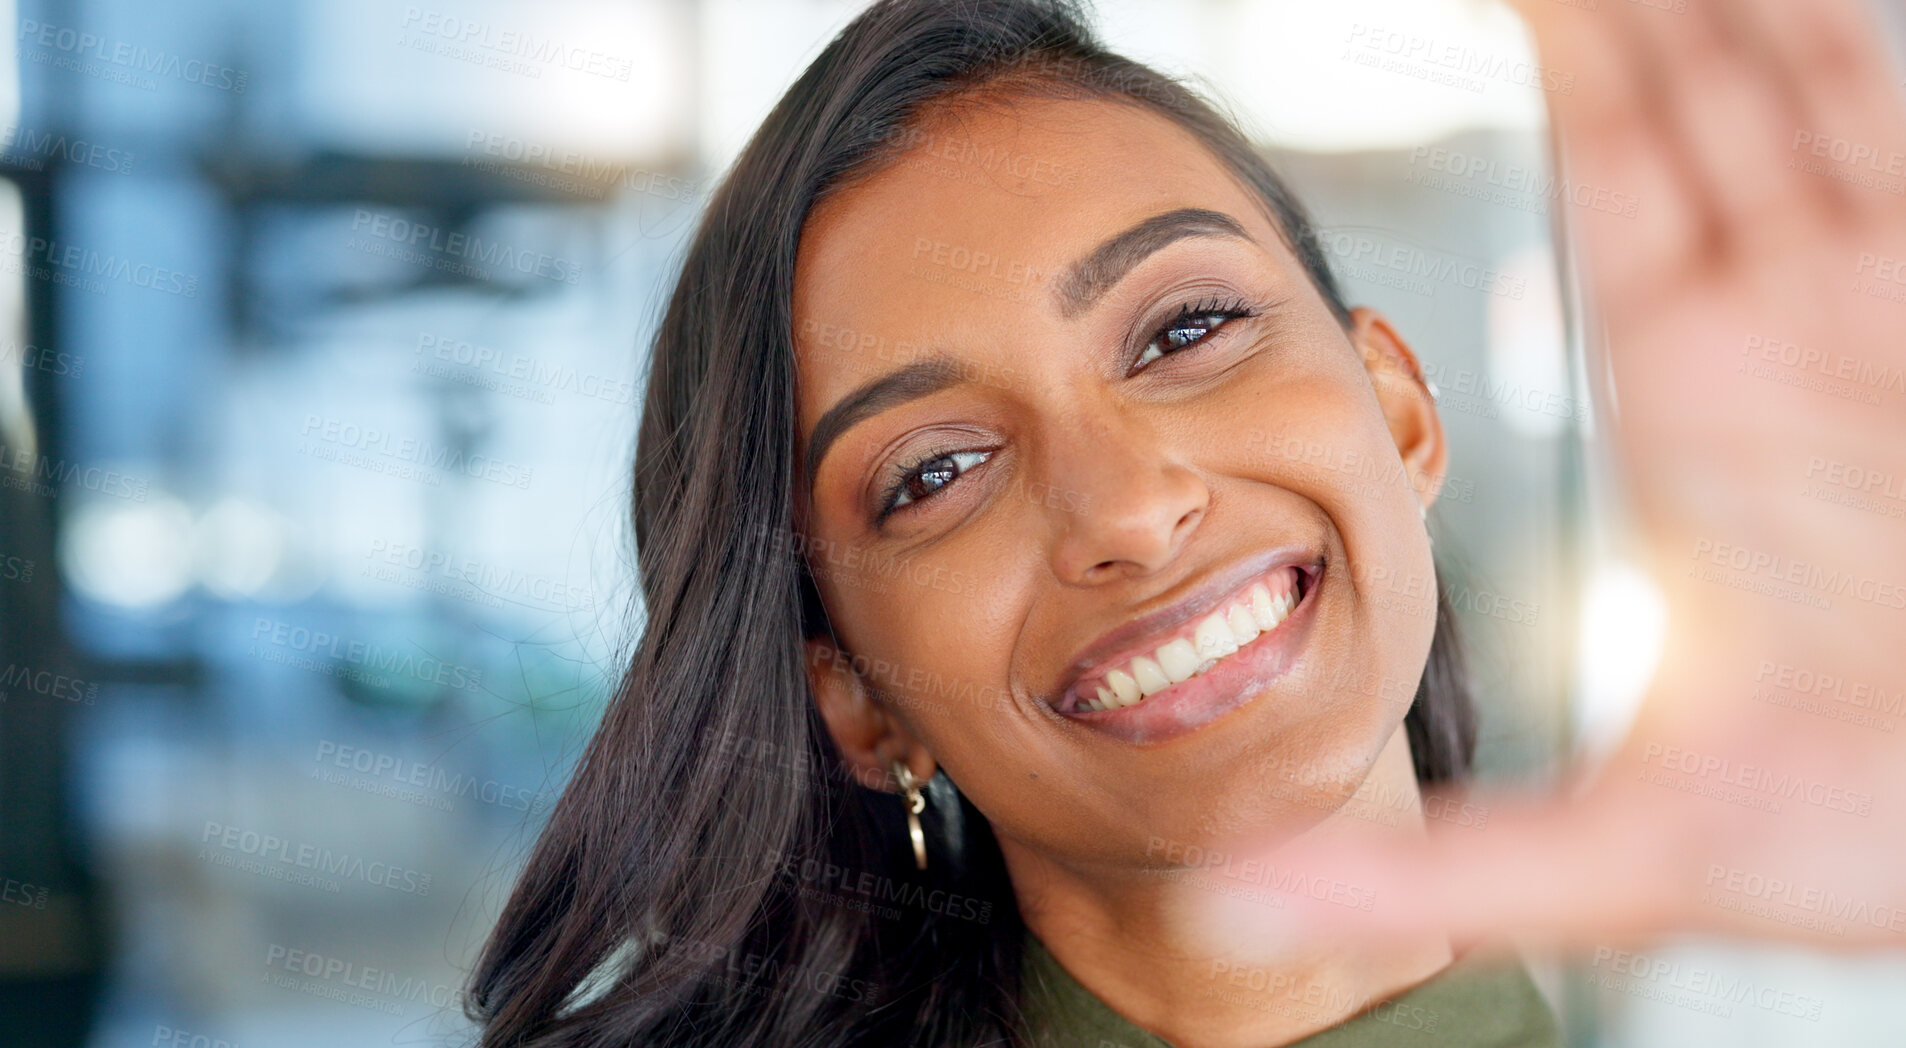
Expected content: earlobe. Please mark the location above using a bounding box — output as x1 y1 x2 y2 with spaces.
804 636 936 793
1348 307 1448 511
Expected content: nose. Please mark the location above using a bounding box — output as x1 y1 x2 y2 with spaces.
1044 405 1209 586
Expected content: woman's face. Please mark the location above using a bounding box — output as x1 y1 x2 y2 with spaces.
792 93 1446 869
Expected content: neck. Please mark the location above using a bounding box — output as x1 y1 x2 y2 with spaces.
1002 728 1452 1048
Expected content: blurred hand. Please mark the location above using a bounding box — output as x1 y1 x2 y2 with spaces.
1293 0 1906 950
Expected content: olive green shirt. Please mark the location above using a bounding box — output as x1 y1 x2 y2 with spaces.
1018 933 1563 1048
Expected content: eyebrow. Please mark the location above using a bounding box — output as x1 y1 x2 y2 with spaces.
805 356 965 484
803 208 1256 486
1054 207 1255 319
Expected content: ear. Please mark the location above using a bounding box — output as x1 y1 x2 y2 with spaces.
1349 307 1447 511
804 635 937 794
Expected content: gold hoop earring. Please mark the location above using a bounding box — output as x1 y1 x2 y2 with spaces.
891 760 927 871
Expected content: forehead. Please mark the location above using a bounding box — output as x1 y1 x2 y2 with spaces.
790 94 1277 414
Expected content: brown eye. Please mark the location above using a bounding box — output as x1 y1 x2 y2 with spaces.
883 449 991 517
904 456 959 501
1135 311 1230 370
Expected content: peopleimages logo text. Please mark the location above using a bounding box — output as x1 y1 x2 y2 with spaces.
299 415 534 489
249 618 483 692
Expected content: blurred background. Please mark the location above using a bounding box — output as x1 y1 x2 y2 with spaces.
0 0 1899 1045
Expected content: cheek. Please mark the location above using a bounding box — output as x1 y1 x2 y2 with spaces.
1210 369 1438 722
810 529 1031 733
813 533 1113 839
1213 374 1416 537
1324 498 1440 743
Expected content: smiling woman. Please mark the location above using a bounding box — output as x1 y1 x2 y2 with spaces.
463 1 1550 1046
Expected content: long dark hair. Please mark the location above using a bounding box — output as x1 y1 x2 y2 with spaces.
466 2 1476 1044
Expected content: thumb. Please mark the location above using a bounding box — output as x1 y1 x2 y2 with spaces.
1268 784 1691 952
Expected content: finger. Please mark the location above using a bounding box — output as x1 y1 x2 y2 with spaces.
1740 0 1906 221
1625 0 1841 256
1275 781 1893 953
1500 0 1707 313
1278 791 1692 950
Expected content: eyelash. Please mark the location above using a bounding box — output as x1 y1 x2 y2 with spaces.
1130 296 1257 374
878 448 993 521
873 296 1257 522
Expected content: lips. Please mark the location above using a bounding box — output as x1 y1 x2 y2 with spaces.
1052 551 1322 721
1070 566 1306 713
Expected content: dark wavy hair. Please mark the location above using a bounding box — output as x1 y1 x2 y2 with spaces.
466 1 1476 1044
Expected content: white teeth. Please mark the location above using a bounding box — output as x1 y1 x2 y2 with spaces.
1131 657 1170 696
1227 604 1260 646
1075 571 1306 714
1156 638 1201 683
1194 613 1239 661
1249 584 1280 631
